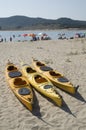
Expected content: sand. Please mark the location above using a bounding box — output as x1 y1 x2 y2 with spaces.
0 39 86 130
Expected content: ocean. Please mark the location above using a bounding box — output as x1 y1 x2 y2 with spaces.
0 29 86 42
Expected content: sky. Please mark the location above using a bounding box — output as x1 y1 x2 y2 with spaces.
0 0 86 20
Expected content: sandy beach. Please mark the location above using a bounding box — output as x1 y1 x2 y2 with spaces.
0 39 86 130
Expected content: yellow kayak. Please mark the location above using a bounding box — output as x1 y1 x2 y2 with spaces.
21 63 62 107
32 59 79 94
5 61 33 111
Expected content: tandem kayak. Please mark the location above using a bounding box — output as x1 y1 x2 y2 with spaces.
5 61 33 111
32 59 79 94
21 62 62 107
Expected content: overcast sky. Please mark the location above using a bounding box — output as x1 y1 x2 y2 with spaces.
0 0 86 20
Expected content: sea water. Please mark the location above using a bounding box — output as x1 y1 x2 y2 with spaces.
0 29 86 42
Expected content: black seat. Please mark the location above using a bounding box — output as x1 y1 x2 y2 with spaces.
44 85 53 89
8 71 22 78
58 77 69 82
40 66 53 71
18 87 31 95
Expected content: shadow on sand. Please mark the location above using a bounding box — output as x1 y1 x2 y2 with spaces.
72 91 86 103
61 99 76 117
31 89 75 116
31 87 86 122
31 89 41 118
33 90 75 117
63 89 86 103
31 89 56 126
60 89 86 117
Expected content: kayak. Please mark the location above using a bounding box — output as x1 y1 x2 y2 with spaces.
5 61 33 111
32 59 79 94
21 63 62 107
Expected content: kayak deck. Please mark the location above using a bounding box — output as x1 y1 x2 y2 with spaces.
32 59 78 94
21 64 63 107
5 62 33 111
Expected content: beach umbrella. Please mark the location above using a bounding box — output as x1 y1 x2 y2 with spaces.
38 32 43 36
28 33 36 37
22 34 28 37
38 32 47 36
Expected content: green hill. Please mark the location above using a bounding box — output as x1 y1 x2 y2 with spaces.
0 15 86 30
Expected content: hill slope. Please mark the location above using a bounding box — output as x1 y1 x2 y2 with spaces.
0 15 86 30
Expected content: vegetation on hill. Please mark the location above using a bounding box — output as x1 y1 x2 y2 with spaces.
0 15 86 30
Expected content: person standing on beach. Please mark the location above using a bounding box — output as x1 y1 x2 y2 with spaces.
10 37 12 42
4 38 6 42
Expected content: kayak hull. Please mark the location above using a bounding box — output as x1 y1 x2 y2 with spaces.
21 64 62 107
32 59 76 94
5 62 33 111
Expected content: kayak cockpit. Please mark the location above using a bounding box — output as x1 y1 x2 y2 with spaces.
36 62 45 66
26 67 36 73
14 77 28 86
49 71 61 77
34 75 47 83
49 71 69 82
7 65 17 71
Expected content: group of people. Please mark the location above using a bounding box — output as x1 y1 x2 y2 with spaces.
31 33 51 41
0 32 60 42
0 37 13 42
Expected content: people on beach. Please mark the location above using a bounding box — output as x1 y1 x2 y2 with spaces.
0 31 86 43
10 37 12 42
